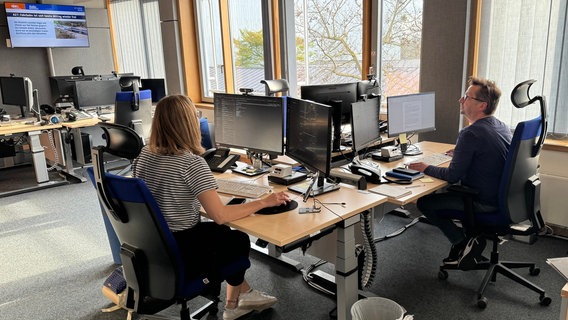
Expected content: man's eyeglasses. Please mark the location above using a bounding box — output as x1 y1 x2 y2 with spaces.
462 94 486 102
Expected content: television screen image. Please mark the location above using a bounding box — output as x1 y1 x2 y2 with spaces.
4 2 89 48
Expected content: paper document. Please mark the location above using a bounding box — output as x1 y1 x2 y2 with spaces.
546 257 568 281
368 184 411 199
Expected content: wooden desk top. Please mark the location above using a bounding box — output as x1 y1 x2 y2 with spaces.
60 117 102 129
365 141 454 205
214 172 387 247
563 282 568 298
0 119 62 135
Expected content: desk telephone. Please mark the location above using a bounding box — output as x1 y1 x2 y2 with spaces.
202 148 240 173
349 161 382 184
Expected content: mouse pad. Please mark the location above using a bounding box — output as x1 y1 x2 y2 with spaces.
256 200 299 215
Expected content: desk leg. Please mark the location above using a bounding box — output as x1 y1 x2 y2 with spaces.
336 214 360 320
28 130 49 183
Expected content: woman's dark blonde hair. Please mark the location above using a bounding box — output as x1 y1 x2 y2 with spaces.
148 94 205 155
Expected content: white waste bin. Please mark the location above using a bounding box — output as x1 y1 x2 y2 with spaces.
351 297 413 320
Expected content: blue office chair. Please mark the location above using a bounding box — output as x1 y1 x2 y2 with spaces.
438 80 551 309
88 122 251 319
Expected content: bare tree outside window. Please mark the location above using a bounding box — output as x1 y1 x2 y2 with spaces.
294 0 423 97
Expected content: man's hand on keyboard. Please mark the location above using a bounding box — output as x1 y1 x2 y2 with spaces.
408 162 428 172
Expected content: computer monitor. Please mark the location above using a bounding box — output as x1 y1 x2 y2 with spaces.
213 93 285 157
49 75 87 104
0 76 32 118
286 97 339 197
73 79 121 110
141 78 167 102
350 98 382 156
300 82 358 151
387 91 436 154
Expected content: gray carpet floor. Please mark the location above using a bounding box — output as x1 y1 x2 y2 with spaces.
1 167 567 320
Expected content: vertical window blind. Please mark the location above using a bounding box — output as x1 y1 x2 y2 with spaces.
477 0 567 136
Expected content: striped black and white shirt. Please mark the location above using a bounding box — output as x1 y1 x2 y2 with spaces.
132 146 217 232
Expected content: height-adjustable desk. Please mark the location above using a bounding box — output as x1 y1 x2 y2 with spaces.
212 171 387 320
0 120 68 197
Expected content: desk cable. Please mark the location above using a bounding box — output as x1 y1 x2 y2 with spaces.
374 215 421 243
44 130 59 171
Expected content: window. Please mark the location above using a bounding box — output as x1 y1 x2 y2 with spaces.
109 0 165 78
292 0 423 100
195 0 266 99
381 0 423 97
294 0 364 87
477 0 568 136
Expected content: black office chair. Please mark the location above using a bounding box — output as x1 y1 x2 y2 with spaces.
438 80 551 309
88 122 251 319
260 79 289 96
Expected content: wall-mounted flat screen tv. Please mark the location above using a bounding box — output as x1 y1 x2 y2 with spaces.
4 2 89 48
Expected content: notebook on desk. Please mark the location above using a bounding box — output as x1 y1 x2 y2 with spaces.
368 184 411 199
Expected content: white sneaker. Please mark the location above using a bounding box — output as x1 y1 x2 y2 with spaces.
238 289 277 310
223 306 253 320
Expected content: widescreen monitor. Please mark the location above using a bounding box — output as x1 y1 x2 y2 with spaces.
387 92 436 138
213 93 284 156
4 2 89 48
73 79 121 110
286 97 338 197
350 98 382 154
141 78 167 102
300 82 358 151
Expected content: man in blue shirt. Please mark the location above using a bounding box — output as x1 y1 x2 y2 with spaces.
409 77 512 267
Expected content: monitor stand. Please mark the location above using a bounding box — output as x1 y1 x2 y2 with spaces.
287 175 339 198
232 152 271 176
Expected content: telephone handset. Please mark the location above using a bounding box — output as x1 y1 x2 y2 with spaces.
202 148 240 173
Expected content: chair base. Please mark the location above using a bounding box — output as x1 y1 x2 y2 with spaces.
439 253 551 309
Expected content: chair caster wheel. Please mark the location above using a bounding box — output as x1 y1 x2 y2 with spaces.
529 266 540 276
438 270 448 280
477 296 488 309
540 296 551 306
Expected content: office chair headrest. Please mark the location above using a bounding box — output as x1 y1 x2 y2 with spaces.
511 79 538 109
99 122 144 160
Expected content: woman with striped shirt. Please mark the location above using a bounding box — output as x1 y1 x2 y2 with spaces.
132 94 289 320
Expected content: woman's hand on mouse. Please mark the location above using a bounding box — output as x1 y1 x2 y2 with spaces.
262 191 290 207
